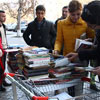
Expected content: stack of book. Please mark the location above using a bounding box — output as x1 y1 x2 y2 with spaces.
23 66 50 77
7 44 24 72
48 67 71 79
21 47 51 78
15 46 39 70
7 51 19 72
48 66 86 80
16 52 25 70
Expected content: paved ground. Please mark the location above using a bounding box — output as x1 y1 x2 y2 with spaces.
0 31 29 100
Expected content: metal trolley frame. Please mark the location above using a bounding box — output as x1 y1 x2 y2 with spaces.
6 73 100 100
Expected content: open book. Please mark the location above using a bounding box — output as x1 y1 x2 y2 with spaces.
75 39 93 52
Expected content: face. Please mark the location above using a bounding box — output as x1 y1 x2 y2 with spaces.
69 10 82 23
62 8 68 19
36 10 45 22
0 12 6 23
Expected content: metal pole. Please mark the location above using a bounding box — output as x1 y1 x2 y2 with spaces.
12 83 17 100
6 75 35 99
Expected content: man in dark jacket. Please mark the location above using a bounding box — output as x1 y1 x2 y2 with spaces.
54 6 68 54
23 5 56 50
54 6 68 31
66 1 100 75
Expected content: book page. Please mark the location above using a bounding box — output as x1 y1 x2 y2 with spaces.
75 39 93 51
53 92 74 100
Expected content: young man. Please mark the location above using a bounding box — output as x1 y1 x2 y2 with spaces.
54 6 68 31
66 1 100 77
0 10 11 92
23 5 56 51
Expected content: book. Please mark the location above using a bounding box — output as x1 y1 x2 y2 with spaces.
23 66 49 73
24 59 50 68
53 92 74 100
75 39 93 52
28 74 48 80
48 67 71 79
75 66 94 72
55 58 70 67
23 70 48 77
23 53 50 68
5 48 20 52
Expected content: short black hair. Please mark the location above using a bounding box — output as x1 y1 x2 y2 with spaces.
0 10 5 13
82 1 100 25
62 6 68 9
36 5 45 12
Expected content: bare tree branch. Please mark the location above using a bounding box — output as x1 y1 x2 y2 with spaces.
0 0 38 20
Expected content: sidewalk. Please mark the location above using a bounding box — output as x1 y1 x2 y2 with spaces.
0 31 28 100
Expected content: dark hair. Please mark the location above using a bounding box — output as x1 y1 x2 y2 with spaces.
68 0 82 12
62 6 68 9
36 5 45 12
82 1 100 25
0 10 5 13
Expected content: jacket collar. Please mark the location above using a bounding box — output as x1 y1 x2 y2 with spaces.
64 16 84 25
34 18 46 29
35 18 45 23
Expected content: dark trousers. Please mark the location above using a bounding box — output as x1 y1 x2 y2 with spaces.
0 53 7 85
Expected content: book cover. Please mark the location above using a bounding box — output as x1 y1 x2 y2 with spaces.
23 66 49 73
23 70 48 77
75 39 93 52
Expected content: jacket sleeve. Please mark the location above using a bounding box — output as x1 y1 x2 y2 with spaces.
50 22 56 49
86 26 95 39
23 24 31 45
78 47 100 61
54 20 63 52
54 19 58 31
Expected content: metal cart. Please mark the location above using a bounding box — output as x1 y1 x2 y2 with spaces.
5 73 100 100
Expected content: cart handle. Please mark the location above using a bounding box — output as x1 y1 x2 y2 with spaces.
32 96 48 100
4 73 24 77
4 73 15 77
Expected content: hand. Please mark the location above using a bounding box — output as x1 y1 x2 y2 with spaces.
53 50 59 55
91 66 100 76
65 52 78 62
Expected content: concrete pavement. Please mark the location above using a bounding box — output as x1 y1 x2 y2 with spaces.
0 31 29 100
